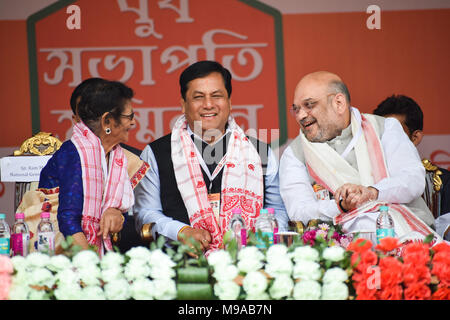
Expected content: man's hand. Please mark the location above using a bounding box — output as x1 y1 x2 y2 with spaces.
98 207 125 240
334 183 378 211
178 226 212 252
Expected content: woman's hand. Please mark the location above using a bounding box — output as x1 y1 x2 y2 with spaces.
98 207 125 240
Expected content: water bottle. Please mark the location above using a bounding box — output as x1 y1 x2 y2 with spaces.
228 208 246 250
376 205 395 244
267 208 279 244
0 213 11 256
255 209 274 248
11 213 30 257
37 211 55 255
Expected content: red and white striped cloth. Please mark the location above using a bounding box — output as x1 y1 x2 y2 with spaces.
71 121 134 256
171 115 264 255
301 108 441 244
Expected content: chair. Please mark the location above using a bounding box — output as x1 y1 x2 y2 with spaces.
422 159 444 219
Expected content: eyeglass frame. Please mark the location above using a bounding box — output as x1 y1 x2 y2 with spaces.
289 93 337 116
119 111 135 121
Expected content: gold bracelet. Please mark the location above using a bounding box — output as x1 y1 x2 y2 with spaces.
120 214 125 225
177 225 190 239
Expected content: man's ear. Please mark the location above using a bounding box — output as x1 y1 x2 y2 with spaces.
181 98 186 114
411 129 423 146
333 93 347 114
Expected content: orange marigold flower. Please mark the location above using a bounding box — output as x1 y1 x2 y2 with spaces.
375 237 400 253
347 238 373 254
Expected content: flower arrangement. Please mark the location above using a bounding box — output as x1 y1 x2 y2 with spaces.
301 221 353 249
348 236 450 300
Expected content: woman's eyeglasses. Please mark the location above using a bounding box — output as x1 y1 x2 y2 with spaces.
120 111 135 121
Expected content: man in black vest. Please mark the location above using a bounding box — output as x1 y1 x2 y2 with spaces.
134 60 288 253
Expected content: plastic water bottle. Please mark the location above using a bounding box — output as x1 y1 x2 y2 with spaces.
228 208 246 250
0 213 11 256
255 209 274 248
376 205 395 244
267 208 279 244
37 211 55 255
11 213 30 257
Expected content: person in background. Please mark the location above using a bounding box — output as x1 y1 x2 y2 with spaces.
38 79 136 255
374 94 450 241
280 71 441 245
134 60 288 255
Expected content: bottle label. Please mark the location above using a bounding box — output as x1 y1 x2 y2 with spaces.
376 228 395 244
37 232 55 253
0 237 10 255
12 233 30 256
255 231 274 248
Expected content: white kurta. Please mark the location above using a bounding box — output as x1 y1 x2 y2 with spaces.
279 115 429 233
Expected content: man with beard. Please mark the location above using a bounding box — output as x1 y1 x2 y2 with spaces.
279 71 440 244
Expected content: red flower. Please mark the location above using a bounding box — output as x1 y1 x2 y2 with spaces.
375 237 400 254
402 263 431 286
404 282 431 300
378 285 403 300
431 252 450 287
431 286 450 300
351 250 378 272
355 283 378 300
402 242 430 265
431 242 450 254
379 257 403 288
347 238 373 254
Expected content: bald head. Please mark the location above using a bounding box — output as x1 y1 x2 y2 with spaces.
292 71 351 142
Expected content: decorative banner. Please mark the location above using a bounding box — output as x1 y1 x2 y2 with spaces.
27 0 287 151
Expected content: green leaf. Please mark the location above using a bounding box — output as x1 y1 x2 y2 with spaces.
424 233 434 244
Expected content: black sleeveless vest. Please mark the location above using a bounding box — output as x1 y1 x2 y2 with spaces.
150 133 268 226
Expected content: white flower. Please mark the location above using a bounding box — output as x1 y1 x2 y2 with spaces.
104 278 131 300
72 250 100 269
11 270 31 286
82 286 106 300
213 264 238 282
265 256 293 278
148 249 176 269
28 289 50 300
54 283 83 300
29 268 55 288
290 246 319 263
100 251 125 270
242 271 268 295
152 279 177 300
321 281 349 300
130 278 155 300
124 259 151 281
322 246 345 262
246 292 270 300
293 280 321 300
8 284 32 300
149 265 176 280
266 244 289 263
322 267 348 284
55 268 80 287
125 246 152 262
101 267 124 283
26 252 50 269
269 274 294 300
208 250 232 268
47 255 72 272
10 256 27 273
78 266 102 287
237 246 264 273
292 261 321 281
214 280 240 300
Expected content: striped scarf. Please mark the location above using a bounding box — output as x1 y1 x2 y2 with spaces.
71 121 134 255
301 107 441 244
171 115 264 255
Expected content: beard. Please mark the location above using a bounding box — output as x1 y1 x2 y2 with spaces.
301 116 342 143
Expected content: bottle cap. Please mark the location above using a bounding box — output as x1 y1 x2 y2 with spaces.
260 209 268 214
41 212 50 219
0 213 5 219
379 205 389 211
15 213 25 219
267 208 275 214
231 208 242 214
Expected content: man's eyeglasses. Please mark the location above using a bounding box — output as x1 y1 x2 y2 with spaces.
289 93 336 116
120 111 135 121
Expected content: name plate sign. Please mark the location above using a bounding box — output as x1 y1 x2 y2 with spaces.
0 156 51 182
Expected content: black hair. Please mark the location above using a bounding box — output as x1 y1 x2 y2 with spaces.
179 60 232 100
328 80 351 104
373 94 423 132
76 79 134 133
69 78 105 115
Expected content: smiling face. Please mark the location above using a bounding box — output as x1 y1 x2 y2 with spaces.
181 72 231 142
293 72 350 142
